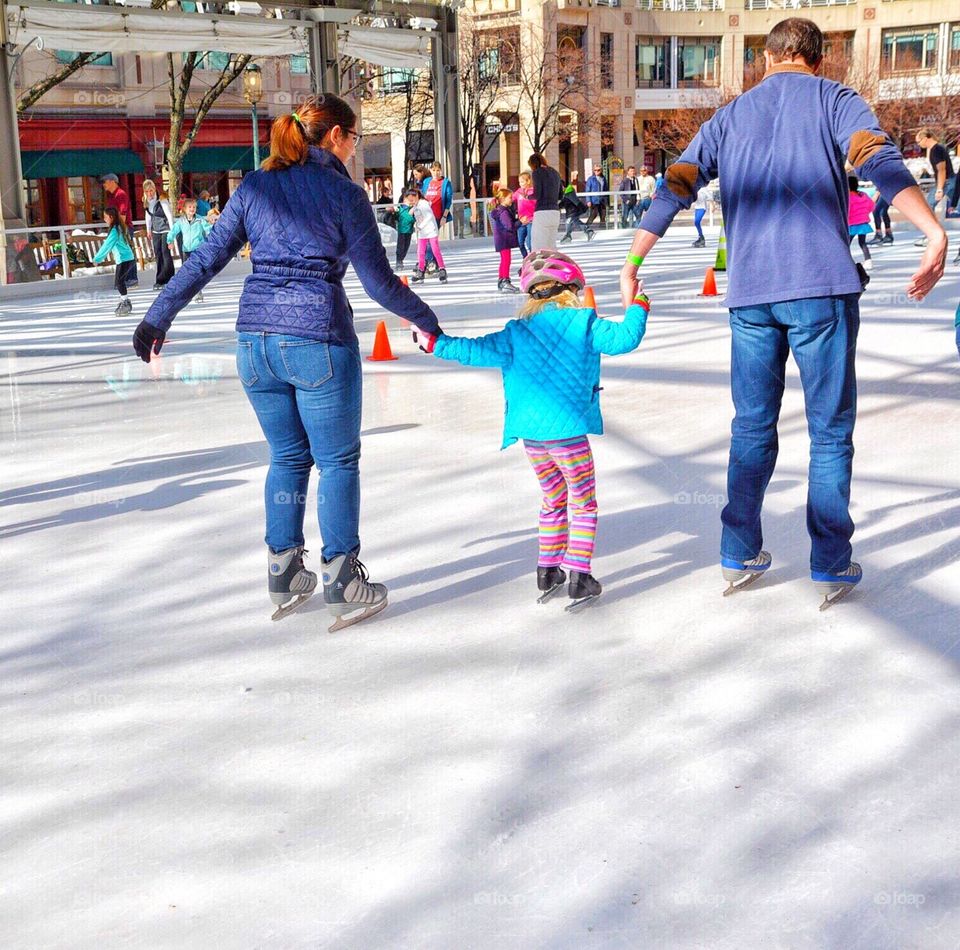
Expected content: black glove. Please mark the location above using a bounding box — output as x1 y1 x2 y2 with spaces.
133 320 165 363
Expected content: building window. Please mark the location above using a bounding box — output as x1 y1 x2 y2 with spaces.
881 27 939 75
55 51 112 66
380 68 415 94
743 35 765 86
66 176 101 226
22 179 45 227
195 51 231 71
677 37 720 87
601 33 614 89
950 24 960 72
636 35 670 88
290 54 309 75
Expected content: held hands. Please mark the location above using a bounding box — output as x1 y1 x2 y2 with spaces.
411 327 442 354
621 266 643 309
133 320 165 362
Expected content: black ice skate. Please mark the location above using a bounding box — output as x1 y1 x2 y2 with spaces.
269 546 318 621
498 278 521 295
721 551 772 596
410 268 425 283
813 562 862 611
322 553 388 633
536 566 567 604
566 571 602 611
437 267 448 284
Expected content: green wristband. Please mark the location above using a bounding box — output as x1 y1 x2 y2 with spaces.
626 253 644 268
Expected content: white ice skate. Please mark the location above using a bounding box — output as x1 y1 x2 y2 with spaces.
813 562 862 611
721 551 772 596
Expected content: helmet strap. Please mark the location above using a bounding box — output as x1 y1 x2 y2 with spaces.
529 282 570 300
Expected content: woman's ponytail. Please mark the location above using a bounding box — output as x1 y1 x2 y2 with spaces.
263 113 308 172
263 93 357 173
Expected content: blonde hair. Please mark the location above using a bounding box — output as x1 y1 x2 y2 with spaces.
518 285 581 318
488 187 512 211
518 171 532 185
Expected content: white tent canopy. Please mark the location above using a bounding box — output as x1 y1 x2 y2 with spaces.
4 1 308 56
338 26 432 69
5 1 435 66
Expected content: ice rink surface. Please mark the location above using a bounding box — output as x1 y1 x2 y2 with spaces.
2 226 960 949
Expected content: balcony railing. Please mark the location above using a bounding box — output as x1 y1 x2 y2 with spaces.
745 0 855 8
636 0 723 9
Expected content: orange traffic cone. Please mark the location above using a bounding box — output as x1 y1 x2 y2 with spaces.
367 320 399 362
698 267 718 297
582 285 597 311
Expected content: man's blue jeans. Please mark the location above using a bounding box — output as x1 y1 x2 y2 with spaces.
720 295 860 574
237 332 362 560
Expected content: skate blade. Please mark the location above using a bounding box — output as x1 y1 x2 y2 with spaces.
328 598 388 633
565 594 600 613
722 572 764 597
271 592 314 621
537 583 565 604
819 586 855 612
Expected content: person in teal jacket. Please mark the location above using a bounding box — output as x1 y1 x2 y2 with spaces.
167 197 213 303
425 250 650 608
93 205 138 316
395 199 415 271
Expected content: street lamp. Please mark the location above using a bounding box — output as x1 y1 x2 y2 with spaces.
243 63 264 169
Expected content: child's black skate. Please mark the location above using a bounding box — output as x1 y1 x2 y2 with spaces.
411 268 425 283
566 571 602 611
536 566 567 604
322 553 388 633
269 546 318 621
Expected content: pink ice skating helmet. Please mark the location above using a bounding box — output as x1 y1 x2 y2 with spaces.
519 250 586 298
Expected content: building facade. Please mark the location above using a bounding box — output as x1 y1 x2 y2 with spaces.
360 0 958 194
13 48 315 228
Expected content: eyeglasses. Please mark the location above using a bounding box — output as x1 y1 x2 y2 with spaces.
346 129 363 143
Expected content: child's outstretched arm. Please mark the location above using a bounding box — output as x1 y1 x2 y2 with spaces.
433 326 513 368
589 290 650 356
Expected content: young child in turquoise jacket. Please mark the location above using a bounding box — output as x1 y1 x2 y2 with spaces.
93 205 137 316
425 250 650 607
167 197 213 303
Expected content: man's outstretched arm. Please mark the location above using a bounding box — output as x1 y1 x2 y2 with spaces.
889 185 948 300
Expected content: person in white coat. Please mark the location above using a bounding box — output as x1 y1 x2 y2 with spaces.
142 179 175 290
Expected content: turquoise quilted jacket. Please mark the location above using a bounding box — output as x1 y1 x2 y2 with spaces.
434 300 649 449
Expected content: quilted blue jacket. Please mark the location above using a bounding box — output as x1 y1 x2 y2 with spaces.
434 300 649 449
144 147 440 344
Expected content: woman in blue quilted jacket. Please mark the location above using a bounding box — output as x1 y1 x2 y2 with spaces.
423 251 650 609
132 94 443 632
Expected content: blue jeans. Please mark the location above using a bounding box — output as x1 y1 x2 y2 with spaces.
721 295 860 574
236 332 362 560
517 223 531 259
694 208 706 240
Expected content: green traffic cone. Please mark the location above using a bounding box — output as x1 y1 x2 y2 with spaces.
714 227 727 272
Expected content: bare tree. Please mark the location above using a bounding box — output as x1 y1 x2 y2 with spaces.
515 17 602 155
16 0 167 114
165 52 254 205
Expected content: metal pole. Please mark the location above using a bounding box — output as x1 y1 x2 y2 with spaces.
0 3 31 284
251 104 260 169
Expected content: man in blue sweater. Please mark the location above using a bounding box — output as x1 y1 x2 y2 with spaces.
620 17 948 606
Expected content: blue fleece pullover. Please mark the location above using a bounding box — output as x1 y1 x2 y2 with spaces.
641 63 916 309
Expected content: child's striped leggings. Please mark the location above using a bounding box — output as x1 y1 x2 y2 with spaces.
522 435 597 574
